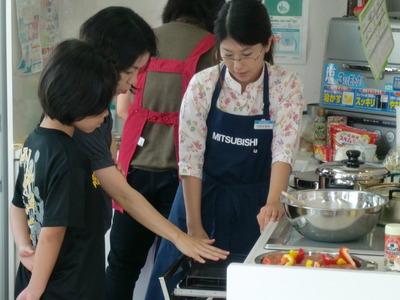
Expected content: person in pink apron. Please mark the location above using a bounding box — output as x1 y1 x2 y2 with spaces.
146 1 304 299
106 1 225 299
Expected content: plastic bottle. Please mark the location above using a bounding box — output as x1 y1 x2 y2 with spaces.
110 104 117 132
384 223 400 271
314 108 327 146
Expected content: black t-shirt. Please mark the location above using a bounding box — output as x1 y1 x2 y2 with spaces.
73 113 114 171
12 127 106 299
73 113 114 231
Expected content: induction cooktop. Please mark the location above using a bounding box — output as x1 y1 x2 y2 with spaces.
265 217 384 255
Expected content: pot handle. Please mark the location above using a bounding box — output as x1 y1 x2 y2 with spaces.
389 188 400 200
326 183 354 190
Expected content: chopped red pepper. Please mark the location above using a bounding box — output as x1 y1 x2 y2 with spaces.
321 253 339 265
295 248 305 263
339 247 356 268
261 257 271 265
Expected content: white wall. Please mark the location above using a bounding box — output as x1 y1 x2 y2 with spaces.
11 0 347 143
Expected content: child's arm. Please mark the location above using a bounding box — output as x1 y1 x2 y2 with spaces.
10 205 35 271
17 226 66 300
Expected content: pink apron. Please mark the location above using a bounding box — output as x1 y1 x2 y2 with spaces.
114 34 215 212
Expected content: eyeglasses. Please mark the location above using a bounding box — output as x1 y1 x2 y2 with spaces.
221 48 263 63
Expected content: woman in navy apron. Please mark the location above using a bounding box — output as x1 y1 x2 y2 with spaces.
146 1 304 299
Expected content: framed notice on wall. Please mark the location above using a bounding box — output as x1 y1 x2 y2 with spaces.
16 0 61 75
264 0 309 64
359 0 394 82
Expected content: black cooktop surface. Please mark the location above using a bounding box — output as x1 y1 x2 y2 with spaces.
180 254 246 291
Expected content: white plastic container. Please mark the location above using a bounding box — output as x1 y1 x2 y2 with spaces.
384 223 400 271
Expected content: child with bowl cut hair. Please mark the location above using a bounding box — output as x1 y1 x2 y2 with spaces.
10 39 118 300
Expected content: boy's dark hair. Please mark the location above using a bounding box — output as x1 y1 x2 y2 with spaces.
38 39 118 125
79 6 157 73
214 0 274 64
162 0 225 32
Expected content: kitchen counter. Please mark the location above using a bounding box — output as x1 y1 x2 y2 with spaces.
227 218 400 300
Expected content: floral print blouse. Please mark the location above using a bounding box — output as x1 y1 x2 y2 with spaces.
179 62 304 179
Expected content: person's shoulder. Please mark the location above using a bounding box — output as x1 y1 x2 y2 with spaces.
26 128 87 165
191 64 220 84
267 63 302 83
155 22 210 40
29 127 72 148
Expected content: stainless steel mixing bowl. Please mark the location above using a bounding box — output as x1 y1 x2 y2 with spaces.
280 189 388 242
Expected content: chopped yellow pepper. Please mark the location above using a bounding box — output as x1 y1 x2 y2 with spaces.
280 254 295 266
336 258 347 265
289 250 298 258
305 259 313 267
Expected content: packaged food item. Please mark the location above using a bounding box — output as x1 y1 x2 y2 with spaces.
313 144 332 162
299 115 314 152
330 124 378 159
384 223 400 271
334 143 377 161
314 109 327 146
327 116 347 147
383 148 400 171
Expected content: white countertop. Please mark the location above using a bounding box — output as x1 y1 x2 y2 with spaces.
228 219 400 300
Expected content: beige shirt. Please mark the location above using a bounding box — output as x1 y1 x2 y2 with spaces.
130 22 216 171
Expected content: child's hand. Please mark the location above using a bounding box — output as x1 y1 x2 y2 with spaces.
18 244 35 271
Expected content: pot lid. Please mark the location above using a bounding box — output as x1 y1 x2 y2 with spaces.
316 150 390 181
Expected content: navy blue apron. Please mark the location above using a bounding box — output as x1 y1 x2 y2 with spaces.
201 65 272 254
145 65 273 300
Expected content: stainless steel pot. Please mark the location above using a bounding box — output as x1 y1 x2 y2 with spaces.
316 150 390 190
364 182 400 225
292 171 319 190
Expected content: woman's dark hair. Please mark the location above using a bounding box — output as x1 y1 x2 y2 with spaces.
214 0 274 64
38 39 118 125
162 0 225 32
79 6 157 72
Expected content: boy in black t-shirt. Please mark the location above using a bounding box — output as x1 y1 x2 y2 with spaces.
10 39 118 300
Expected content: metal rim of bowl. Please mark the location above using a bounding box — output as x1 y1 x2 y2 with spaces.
280 189 388 210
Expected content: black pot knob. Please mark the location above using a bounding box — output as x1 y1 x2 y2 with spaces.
346 150 361 168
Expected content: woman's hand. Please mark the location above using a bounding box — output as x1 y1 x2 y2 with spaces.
257 201 285 232
174 232 229 263
188 225 209 240
258 162 291 232
113 159 125 177
18 244 35 271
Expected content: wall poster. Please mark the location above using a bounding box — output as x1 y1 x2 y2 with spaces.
16 0 61 75
264 0 309 64
359 0 394 83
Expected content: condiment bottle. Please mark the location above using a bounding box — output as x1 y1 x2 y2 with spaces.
110 104 117 132
314 108 327 146
384 223 400 271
